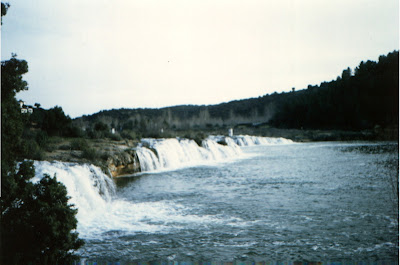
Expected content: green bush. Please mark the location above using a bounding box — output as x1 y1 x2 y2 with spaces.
108 133 122 141
58 144 71 150
35 130 48 149
94 121 109 132
66 125 85 138
21 139 44 160
120 130 139 140
70 138 89 151
81 147 98 160
100 152 110 161
87 129 101 139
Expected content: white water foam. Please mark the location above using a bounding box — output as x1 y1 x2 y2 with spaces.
31 136 293 239
32 161 115 217
135 137 242 172
32 161 246 239
232 135 294 146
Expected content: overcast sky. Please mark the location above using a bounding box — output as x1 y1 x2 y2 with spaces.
1 0 398 118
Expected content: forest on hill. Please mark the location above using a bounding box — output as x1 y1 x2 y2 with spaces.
74 50 398 139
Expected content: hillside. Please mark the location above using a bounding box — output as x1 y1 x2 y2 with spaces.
13 51 399 180
74 50 398 140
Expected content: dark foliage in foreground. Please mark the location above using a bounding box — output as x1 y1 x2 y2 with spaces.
2 162 84 264
1 4 84 264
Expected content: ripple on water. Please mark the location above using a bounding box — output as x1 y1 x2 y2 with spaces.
78 142 399 262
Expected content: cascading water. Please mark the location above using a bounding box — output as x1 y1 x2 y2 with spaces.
135 147 161 171
26 139 398 262
32 161 185 239
32 161 115 221
232 135 294 146
135 137 243 172
30 135 294 240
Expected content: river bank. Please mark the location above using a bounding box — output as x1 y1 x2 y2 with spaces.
229 125 399 142
40 126 398 178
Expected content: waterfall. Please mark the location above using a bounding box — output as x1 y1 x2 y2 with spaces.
232 135 293 146
135 137 242 172
31 161 182 238
135 147 161 171
32 161 115 222
29 135 294 239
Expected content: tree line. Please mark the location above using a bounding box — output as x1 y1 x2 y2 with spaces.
77 50 398 137
269 51 399 130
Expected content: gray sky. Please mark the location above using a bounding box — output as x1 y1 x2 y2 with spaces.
1 0 398 118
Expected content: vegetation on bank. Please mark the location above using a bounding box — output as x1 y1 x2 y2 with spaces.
270 52 399 130
15 51 396 152
0 1 397 264
14 50 398 170
75 50 398 141
1 3 83 264
1 1 398 261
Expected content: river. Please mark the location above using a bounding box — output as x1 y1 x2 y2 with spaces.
34 138 399 263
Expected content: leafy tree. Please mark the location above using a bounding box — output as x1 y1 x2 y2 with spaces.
1 2 9 24
341 67 352 80
75 51 398 138
1 4 84 264
270 50 399 132
1 54 28 173
139 118 147 133
94 121 109 131
35 130 49 148
42 106 72 136
2 162 84 264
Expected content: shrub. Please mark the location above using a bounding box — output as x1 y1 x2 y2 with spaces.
58 144 71 150
120 130 139 140
35 130 48 149
87 129 101 139
94 121 109 132
100 152 110 161
108 133 122 141
20 139 44 160
81 147 98 160
70 138 89 151
66 125 84 138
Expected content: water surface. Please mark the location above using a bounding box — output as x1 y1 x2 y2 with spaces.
78 141 399 262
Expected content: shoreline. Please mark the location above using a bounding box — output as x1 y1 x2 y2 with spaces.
39 129 399 178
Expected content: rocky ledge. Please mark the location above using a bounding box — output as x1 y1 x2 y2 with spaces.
106 149 141 177
44 138 142 178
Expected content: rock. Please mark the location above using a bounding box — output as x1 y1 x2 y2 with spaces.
45 138 143 178
106 149 141 177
